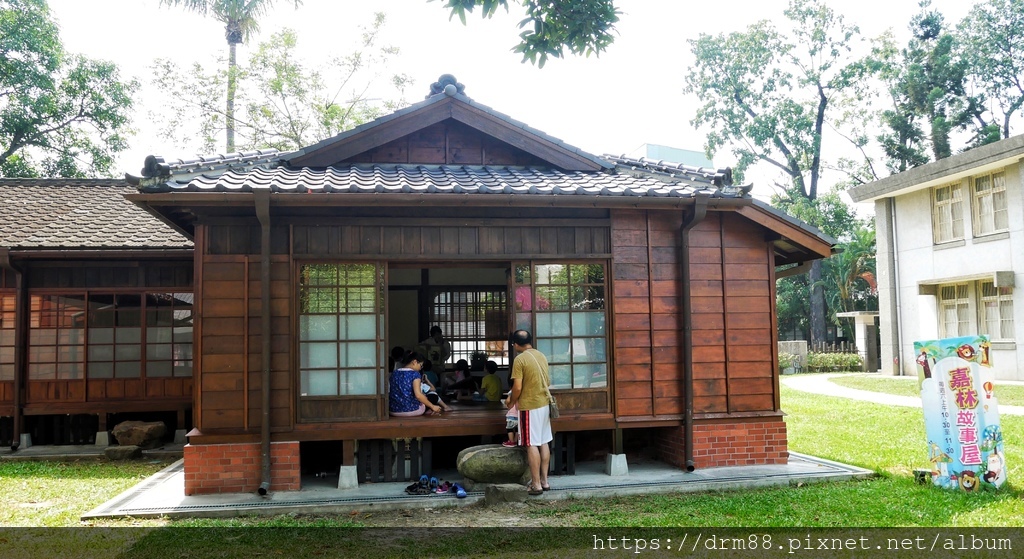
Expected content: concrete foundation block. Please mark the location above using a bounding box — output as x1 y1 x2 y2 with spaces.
338 465 359 490
605 453 629 476
19 433 32 450
173 429 187 444
94 431 110 447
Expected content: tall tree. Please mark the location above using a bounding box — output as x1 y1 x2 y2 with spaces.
151 16 409 154
0 0 136 178
159 0 302 153
957 0 1024 140
436 0 620 67
684 0 865 346
892 1 985 160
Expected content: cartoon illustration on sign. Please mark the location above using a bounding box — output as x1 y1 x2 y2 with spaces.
914 335 1005 491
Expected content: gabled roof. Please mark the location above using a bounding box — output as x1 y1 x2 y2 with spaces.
849 134 1024 203
282 75 612 171
0 179 191 251
125 74 834 265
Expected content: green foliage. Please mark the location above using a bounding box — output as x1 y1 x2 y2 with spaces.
684 0 867 202
778 351 798 369
816 221 877 339
956 0 1024 140
160 1 304 152
151 15 410 154
159 0 302 45
0 0 137 177
805 351 863 372
436 0 620 68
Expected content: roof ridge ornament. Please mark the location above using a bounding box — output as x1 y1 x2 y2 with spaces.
427 74 465 98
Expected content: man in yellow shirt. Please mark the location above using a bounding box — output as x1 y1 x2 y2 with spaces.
506 329 552 495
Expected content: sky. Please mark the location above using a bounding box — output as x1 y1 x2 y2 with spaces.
46 0 980 207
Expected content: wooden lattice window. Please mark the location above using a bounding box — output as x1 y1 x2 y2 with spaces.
298 263 383 396
514 262 607 389
0 294 14 382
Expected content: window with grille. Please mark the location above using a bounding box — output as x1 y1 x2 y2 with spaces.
938 283 970 338
972 170 1008 236
428 288 508 366
298 263 382 396
932 183 964 244
0 294 14 381
513 262 607 389
979 281 1014 340
28 295 86 380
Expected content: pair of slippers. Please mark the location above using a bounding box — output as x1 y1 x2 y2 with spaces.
404 475 467 498
527 484 551 496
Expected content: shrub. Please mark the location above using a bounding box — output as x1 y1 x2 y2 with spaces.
805 351 863 372
778 352 798 370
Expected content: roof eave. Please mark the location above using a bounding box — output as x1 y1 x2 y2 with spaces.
848 135 1024 203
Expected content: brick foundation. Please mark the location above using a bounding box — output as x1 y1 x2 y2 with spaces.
655 420 788 470
183 441 301 495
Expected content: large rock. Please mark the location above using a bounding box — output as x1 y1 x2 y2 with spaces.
111 420 166 449
457 444 528 484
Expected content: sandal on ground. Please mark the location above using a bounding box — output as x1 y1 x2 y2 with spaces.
527 487 544 496
453 483 467 498
405 483 432 495
541 484 551 491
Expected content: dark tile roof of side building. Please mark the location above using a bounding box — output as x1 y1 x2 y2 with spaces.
0 179 192 250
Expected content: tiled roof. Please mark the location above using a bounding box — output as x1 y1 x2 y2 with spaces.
140 163 739 199
0 179 192 249
139 149 283 180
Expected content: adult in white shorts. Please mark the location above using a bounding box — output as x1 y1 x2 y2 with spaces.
506 329 553 495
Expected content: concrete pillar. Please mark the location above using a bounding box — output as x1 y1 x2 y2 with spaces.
605 454 628 476
338 465 359 490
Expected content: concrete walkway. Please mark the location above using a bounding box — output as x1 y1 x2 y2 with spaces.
83 452 873 520
780 372 1024 416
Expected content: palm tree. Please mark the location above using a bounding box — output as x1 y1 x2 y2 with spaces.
818 224 877 340
160 0 302 153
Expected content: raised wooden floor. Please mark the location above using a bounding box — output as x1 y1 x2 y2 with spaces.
189 401 617 444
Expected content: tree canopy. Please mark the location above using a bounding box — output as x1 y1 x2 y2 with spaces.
436 0 620 67
151 14 410 154
0 0 137 177
159 0 304 153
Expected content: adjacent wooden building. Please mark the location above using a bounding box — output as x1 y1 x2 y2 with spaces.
0 180 193 447
2 76 834 495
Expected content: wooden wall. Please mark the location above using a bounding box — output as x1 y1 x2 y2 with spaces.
340 120 548 167
195 216 613 434
610 209 778 421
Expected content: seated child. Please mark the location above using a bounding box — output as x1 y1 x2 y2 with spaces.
502 402 519 447
478 360 502 402
448 359 478 400
420 372 452 411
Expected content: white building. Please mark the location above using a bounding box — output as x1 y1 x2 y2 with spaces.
848 135 1023 381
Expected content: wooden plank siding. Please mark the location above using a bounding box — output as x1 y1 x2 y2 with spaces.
198 218 614 434
340 120 549 167
612 209 779 422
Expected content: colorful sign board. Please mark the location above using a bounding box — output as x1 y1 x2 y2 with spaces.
914 335 1006 491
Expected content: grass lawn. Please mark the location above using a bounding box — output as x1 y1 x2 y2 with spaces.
2 386 1021 557
828 373 1024 406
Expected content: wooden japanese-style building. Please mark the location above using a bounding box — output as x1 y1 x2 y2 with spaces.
0 179 194 448
2 75 834 495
